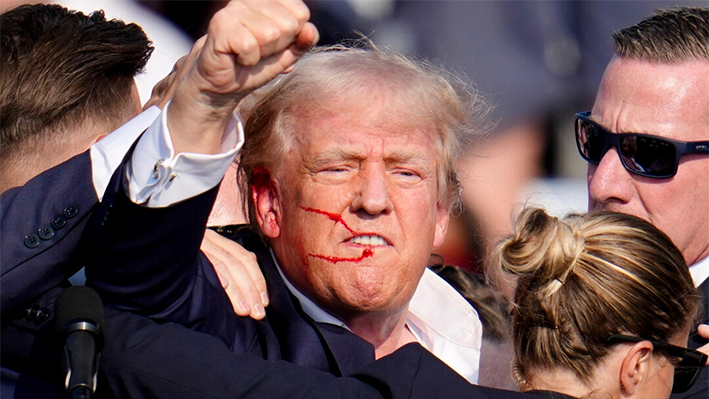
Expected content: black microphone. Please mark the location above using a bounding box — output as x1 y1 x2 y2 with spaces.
55 286 106 399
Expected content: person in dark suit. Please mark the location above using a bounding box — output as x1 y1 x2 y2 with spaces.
0 112 544 399
574 7 709 398
0 2 153 317
493 207 704 398
78 0 495 395
0 5 153 396
4 0 528 397
0 5 264 397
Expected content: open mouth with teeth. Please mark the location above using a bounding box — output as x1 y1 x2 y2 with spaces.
348 234 387 246
301 206 389 263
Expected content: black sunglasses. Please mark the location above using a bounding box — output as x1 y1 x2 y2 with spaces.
607 334 708 393
575 111 709 178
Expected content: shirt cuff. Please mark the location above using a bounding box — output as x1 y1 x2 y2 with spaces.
127 101 244 207
90 106 162 201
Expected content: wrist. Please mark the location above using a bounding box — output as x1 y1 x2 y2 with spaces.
167 82 237 155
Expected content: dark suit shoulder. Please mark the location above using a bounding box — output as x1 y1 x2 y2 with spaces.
671 276 709 398
1 151 95 321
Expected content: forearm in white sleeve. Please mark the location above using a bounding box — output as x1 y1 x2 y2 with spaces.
127 101 243 207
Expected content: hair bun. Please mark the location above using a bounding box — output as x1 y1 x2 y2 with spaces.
496 208 584 295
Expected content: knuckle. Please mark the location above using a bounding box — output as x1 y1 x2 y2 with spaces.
259 25 281 45
291 3 310 23
280 15 300 35
239 36 259 56
209 9 230 31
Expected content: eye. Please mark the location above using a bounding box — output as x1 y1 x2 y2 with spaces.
391 168 423 182
395 170 418 177
323 166 350 173
314 164 357 183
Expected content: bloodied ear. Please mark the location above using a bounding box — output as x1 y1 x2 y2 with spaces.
251 167 281 238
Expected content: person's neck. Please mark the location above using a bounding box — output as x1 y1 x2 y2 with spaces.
689 247 709 268
524 368 610 399
343 308 417 359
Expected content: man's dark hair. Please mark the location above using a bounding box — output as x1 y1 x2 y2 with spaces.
613 6 709 63
0 4 153 185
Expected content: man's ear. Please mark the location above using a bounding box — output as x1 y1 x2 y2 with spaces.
432 203 451 249
619 341 653 396
251 167 281 238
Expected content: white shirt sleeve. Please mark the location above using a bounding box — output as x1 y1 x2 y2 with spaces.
89 103 244 208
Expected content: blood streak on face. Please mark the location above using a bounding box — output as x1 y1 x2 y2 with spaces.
300 206 374 263
309 248 374 264
300 206 356 234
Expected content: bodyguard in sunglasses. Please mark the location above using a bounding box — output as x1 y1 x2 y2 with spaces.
575 7 709 399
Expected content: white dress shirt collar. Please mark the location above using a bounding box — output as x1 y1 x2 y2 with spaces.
271 249 349 330
689 255 709 288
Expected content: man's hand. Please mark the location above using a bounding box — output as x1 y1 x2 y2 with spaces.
202 229 269 320
143 36 206 110
698 324 709 366
168 0 319 155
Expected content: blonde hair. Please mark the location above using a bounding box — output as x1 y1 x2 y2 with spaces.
493 208 699 387
237 42 492 228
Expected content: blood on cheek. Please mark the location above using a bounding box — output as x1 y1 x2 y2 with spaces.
300 206 375 263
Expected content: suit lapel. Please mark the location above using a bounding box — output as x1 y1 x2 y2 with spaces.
314 322 375 377
230 227 375 375
258 248 331 372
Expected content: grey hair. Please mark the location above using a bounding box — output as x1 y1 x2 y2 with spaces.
237 42 492 230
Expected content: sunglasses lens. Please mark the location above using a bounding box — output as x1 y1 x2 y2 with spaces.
672 366 702 393
619 136 677 177
576 119 604 162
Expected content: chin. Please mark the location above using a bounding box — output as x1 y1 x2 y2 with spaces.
336 287 399 314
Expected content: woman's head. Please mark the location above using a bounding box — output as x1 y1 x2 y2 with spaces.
494 208 700 396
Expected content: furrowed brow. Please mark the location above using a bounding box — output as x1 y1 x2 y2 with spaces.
385 149 433 169
306 149 363 168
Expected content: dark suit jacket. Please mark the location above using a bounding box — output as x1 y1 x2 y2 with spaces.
83 157 382 376
671 276 709 399
1 151 96 322
101 307 548 399
1 151 98 398
82 156 547 398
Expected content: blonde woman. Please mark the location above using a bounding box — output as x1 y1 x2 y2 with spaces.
494 208 707 399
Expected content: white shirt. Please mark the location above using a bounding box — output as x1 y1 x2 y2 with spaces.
274 250 482 383
689 255 709 288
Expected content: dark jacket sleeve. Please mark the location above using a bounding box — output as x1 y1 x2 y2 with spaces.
82 156 242 348
100 308 543 399
1 151 97 323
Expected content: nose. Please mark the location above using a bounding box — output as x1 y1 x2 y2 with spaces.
587 147 633 210
350 165 394 216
